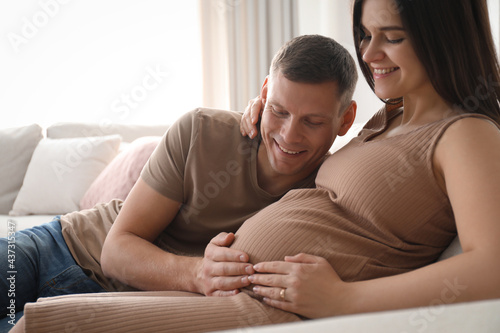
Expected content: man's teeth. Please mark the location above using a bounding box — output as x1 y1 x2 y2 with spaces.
374 68 397 74
279 145 300 155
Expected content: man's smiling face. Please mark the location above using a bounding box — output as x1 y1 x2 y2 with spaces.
259 71 344 179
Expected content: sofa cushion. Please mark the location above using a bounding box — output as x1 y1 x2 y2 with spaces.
80 136 161 209
437 236 463 261
0 124 43 214
47 122 170 143
9 135 122 216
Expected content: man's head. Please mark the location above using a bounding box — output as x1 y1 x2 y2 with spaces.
269 34 358 112
258 35 358 183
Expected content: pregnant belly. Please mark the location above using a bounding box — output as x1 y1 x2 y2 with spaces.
230 188 368 282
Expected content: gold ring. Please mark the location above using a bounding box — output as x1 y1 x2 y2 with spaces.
280 288 286 301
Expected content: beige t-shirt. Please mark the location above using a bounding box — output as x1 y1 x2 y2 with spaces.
60 108 318 291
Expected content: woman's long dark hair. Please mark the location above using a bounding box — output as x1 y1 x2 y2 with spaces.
353 0 500 123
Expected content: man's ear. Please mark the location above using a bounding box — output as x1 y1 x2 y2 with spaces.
260 76 269 104
337 100 357 136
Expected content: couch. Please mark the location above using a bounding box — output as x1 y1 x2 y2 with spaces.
1 121 499 332
0 122 170 238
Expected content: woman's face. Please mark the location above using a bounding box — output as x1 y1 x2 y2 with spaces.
359 0 432 100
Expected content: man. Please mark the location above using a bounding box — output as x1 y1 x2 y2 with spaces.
0 34 357 327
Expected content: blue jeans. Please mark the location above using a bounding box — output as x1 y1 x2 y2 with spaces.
0 218 105 331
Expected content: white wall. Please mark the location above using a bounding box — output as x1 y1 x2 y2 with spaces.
0 0 202 129
3 1 499 130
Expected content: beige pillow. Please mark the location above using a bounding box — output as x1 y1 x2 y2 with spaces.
9 135 122 216
79 136 161 209
0 124 43 214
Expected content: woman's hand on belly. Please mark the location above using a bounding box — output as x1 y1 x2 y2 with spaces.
249 253 349 319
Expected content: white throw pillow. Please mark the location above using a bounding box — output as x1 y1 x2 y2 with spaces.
0 124 43 214
9 135 122 216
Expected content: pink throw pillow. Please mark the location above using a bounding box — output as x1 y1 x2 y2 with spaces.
79 136 161 210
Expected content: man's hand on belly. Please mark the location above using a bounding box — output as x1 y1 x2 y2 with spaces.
196 232 255 296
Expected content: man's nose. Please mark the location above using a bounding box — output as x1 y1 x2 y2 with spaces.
281 118 302 144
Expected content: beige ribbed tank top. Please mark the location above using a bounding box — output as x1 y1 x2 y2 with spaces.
231 107 494 283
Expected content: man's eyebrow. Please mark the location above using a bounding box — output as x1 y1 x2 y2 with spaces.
267 99 284 109
267 100 332 119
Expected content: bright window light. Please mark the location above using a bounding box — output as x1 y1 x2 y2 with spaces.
0 0 202 129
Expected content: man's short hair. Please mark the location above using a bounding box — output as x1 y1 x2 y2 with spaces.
270 34 358 110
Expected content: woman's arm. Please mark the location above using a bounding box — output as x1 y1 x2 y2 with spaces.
250 117 500 318
101 178 252 295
